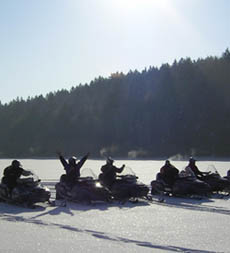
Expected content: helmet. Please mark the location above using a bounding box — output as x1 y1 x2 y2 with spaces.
68 156 77 165
11 160 21 167
165 160 170 165
189 157 196 163
227 170 230 177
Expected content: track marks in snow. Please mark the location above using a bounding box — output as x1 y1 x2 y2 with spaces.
0 213 222 253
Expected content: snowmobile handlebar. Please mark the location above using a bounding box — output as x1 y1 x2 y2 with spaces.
117 175 138 179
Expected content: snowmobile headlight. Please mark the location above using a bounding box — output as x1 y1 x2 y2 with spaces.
44 187 50 192
95 182 102 188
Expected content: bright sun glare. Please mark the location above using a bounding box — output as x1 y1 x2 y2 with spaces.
112 0 173 16
114 0 170 9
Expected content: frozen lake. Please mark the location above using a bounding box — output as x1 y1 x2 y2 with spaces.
0 159 230 253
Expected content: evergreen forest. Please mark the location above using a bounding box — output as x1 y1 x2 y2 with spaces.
0 49 230 159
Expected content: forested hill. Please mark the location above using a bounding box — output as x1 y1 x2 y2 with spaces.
0 49 230 159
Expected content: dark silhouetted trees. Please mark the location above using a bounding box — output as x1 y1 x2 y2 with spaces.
0 49 230 158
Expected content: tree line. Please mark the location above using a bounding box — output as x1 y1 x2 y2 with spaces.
0 49 230 159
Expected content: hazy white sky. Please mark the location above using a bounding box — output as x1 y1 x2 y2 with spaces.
0 0 229 103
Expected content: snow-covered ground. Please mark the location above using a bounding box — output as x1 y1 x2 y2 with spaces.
0 159 230 253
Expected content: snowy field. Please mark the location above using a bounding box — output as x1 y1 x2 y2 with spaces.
0 159 230 253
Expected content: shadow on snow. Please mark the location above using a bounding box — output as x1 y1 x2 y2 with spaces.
0 213 221 253
150 195 230 216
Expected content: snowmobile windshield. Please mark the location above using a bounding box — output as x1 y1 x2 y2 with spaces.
205 165 219 175
179 166 196 178
20 170 37 178
80 168 97 179
120 166 136 176
17 170 39 184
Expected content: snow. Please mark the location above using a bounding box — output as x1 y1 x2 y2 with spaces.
0 159 230 253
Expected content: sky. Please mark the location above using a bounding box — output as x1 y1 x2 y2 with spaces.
0 0 229 104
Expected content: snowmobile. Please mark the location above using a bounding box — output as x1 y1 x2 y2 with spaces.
107 167 150 203
0 171 51 208
223 169 230 194
172 176 211 196
55 168 112 204
200 165 230 193
151 172 211 197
